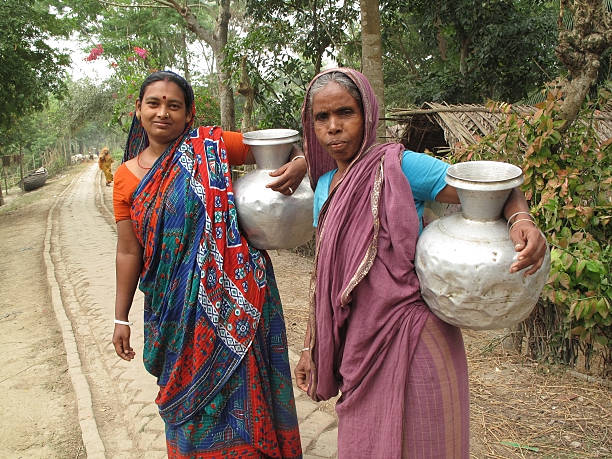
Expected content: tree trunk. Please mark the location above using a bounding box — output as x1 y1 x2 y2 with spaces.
314 50 323 76
556 0 612 130
167 0 236 130
238 57 255 132
360 0 385 141
214 0 235 130
435 16 447 61
459 37 470 76
181 29 190 82
65 135 71 165
19 151 23 191
0 165 3 206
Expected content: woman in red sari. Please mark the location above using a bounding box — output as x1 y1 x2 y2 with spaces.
295 68 547 458
111 71 303 458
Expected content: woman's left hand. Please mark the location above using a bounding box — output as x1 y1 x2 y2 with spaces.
266 156 307 196
509 220 547 276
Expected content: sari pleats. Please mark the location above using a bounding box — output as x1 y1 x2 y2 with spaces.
164 261 301 458
402 315 469 459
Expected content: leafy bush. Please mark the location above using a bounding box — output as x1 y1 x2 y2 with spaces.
452 84 611 376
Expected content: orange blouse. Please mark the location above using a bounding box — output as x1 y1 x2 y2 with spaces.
113 130 250 222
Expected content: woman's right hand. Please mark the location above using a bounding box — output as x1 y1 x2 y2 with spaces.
267 156 307 195
294 350 311 392
112 324 135 361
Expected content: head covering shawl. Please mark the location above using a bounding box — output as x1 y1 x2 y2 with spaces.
301 68 427 401
301 68 378 190
125 72 267 426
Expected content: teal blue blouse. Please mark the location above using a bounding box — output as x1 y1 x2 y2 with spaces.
313 150 450 233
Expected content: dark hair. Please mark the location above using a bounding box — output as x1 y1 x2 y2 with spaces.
138 71 194 113
308 71 363 114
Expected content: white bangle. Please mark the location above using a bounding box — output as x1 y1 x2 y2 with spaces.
291 155 305 162
114 319 133 326
506 211 533 230
509 218 537 232
301 347 310 352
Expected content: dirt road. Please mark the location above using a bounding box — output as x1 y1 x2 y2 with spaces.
1 163 157 458
0 162 610 458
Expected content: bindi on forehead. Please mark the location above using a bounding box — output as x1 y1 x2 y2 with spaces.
162 96 166 100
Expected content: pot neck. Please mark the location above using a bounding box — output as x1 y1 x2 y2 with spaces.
457 188 512 221
251 149 292 170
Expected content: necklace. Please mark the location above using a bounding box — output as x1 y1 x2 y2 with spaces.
137 153 152 170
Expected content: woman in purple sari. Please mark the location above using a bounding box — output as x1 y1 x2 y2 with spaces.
294 68 547 458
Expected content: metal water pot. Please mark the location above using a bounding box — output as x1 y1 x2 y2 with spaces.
415 161 551 330
234 129 314 250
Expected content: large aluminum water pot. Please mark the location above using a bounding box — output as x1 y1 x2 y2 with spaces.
415 161 551 330
233 129 314 250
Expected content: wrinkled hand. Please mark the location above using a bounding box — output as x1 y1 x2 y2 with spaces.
294 350 311 392
112 324 135 361
509 220 547 276
266 157 307 196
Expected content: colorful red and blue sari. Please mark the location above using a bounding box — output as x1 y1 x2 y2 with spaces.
125 115 302 458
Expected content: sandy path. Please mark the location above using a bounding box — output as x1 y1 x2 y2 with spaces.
0 163 164 458
48 163 160 457
0 168 85 458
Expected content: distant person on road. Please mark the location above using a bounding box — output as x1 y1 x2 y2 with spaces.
111 70 304 458
98 147 114 186
294 68 547 458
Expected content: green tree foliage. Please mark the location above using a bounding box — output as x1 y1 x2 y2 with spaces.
0 77 124 191
62 0 238 128
380 0 559 106
244 0 358 75
0 0 71 135
225 39 314 130
60 79 119 135
77 3 193 75
227 0 359 129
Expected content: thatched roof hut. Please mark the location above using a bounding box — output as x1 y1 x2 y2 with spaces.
387 102 612 156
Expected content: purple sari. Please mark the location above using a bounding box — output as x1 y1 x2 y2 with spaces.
302 68 469 458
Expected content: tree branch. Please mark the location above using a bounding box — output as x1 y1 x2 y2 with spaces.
97 0 203 8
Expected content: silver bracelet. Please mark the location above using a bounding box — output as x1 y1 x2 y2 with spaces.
291 155 306 162
301 347 310 352
114 319 133 326
509 218 537 232
506 211 533 231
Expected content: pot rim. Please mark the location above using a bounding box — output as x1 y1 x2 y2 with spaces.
446 160 524 190
243 129 300 146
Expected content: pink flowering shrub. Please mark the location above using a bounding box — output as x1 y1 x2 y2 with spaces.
85 44 104 61
134 47 148 59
